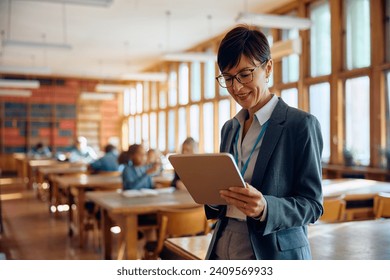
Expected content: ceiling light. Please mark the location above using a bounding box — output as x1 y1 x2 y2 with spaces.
21 0 113 7
0 89 32 97
120 72 168 82
95 84 130 92
3 40 72 50
80 92 115 100
0 79 40 89
0 65 52 75
236 12 312 30
163 52 217 62
271 38 302 60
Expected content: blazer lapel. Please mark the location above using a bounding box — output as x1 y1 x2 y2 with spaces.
251 98 288 187
221 119 239 154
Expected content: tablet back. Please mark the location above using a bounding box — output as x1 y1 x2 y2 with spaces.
168 153 245 204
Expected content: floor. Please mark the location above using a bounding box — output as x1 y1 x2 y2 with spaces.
0 178 117 260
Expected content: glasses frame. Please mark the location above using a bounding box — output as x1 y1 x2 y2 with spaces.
215 61 267 88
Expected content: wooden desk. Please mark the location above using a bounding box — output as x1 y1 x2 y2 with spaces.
54 174 122 248
13 153 27 180
86 190 198 260
323 179 390 220
27 159 66 189
165 219 390 260
38 164 88 212
323 164 390 181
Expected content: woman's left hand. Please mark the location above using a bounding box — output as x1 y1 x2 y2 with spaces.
220 183 265 218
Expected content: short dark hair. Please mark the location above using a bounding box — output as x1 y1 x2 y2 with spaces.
105 144 116 153
128 144 142 158
118 151 129 165
217 25 271 72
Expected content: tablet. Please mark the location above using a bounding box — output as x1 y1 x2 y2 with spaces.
168 153 246 204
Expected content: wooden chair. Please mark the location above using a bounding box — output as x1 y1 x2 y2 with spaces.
144 206 209 259
320 195 346 222
374 192 390 219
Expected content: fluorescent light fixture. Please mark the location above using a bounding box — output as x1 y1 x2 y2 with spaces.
3 40 72 50
0 79 40 89
270 38 302 60
80 92 115 100
121 72 168 82
236 12 312 30
21 0 113 7
163 52 217 62
0 65 51 75
95 84 130 92
0 89 32 97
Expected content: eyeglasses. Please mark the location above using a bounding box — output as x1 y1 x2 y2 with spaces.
215 61 266 88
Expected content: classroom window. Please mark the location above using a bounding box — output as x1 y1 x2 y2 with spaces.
345 76 370 166
386 72 390 151
191 62 201 102
282 28 300 83
345 0 371 69
159 89 167 109
309 83 331 163
158 111 166 152
128 117 135 145
135 115 142 144
151 82 158 110
149 112 157 149
218 99 230 143
203 102 214 153
168 110 176 152
310 0 331 77
168 67 178 107
142 114 149 145
178 107 187 148
204 61 216 99
281 88 298 108
143 82 150 112
386 0 390 62
179 63 189 105
190 105 200 143
136 83 143 114
123 89 130 115
130 87 137 115
235 102 242 114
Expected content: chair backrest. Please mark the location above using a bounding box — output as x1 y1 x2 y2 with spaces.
320 196 346 222
154 206 209 256
374 192 390 219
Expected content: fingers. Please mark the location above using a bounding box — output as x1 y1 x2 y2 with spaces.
220 184 265 218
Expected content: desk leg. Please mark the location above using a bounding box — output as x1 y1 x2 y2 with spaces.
67 188 74 237
101 209 112 260
124 214 138 260
77 189 86 248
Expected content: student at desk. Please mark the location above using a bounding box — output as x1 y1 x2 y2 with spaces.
122 144 162 190
171 137 198 190
89 144 119 173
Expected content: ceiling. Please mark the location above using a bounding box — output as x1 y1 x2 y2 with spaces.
0 0 291 80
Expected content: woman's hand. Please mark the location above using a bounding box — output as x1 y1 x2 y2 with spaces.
220 183 265 218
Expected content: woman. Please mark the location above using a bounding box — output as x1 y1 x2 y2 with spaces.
205 25 323 260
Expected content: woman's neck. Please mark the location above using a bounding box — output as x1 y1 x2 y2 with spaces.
248 92 273 119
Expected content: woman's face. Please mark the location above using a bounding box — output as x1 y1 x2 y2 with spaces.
223 55 272 111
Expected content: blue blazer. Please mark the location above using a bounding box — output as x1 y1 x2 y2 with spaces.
205 98 323 260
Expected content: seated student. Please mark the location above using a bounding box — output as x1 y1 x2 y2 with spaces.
117 150 129 173
171 137 198 190
122 144 162 190
89 144 119 173
68 136 98 164
146 148 163 175
28 142 52 159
